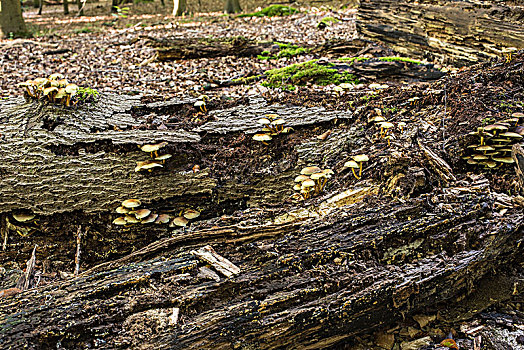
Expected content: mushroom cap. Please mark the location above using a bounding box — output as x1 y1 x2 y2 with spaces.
497 148 513 153
134 208 151 220
43 87 58 95
65 84 79 94
194 100 206 107
476 145 495 152
481 161 497 168
500 132 523 139
141 213 158 224
491 138 511 143
333 86 344 92
368 116 385 123
511 112 524 118
155 214 171 224
154 154 172 161
18 80 35 87
353 154 369 163
500 118 519 124
293 184 302 191
122 199 141 208
12 213 35 222
483 124 507 132
139 142 168 153
378 122 394 129
472 154 489 160
135 161 163 172
34 78 49 85
302 179 316 188
112 217 127 225
398 122 406 127
271 118 286 125
294 174 310 183
124 215 140 224
322 169 334 176
115 206 129 214
281 127 293 134
492 157 515 164
301 166 322 175
183 209 200 220
49 73 64 80
257 118 271 125
339 83 353 89
172 216 189 227
265 114 279 120
494 122 511 128
253 133 272 142
310 172 326 180
344 160 359 168
467 159 478 165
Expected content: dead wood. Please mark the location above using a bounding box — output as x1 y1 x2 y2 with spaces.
0 56 523 349
357 0 524 65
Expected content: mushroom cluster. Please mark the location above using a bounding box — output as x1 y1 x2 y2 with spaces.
170 208 201 228
135 142 172 172
253 114 293 145
293 166 333 200
463 113 524 168
18 74 97 107
369 116 404 146
112 199 170 226
344 154 369 180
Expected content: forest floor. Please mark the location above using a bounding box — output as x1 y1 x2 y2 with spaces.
1 2 524 350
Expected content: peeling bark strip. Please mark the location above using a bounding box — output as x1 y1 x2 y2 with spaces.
357 0 524 65
190 245 240 277
513 143 524 192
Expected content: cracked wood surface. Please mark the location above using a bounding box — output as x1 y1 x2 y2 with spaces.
0 95 349 215
357 0 524 65
0 189 521 349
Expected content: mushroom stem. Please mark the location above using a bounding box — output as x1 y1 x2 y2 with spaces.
358 164 363 178
351 167 360 180
200 105 207 113
387 138 391 146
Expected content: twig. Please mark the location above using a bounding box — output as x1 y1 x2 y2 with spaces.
442 82 447 153
1 214 7 251
74 225 84 277
190 245 240 278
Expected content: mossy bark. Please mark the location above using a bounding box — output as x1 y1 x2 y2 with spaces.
223 0 241 14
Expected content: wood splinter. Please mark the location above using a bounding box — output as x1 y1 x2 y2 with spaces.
190 245 241 278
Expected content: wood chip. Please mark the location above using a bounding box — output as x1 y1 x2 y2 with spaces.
190 245 240 278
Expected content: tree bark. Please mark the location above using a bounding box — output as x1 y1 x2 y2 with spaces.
224 0 241 14
0 56 523 348
172 0 186 16
0 0 29 38
63 0 69 15
357 0 524 66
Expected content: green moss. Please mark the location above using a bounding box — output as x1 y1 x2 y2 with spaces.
257 43 309 60
338 56 423 65
238 5 299 17
262 60 359 88
317 17 340 28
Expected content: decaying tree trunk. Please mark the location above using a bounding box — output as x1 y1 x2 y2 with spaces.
1 56 524 348
357 0 524 66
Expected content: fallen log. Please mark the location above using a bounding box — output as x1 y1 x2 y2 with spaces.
1 55 523 348
357 0 524 66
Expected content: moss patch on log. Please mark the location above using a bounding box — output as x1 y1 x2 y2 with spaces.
262 60 359 89
238 5 299 17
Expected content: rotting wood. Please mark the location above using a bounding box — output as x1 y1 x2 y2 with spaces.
190 245 241 277
357 0 524 66
418 140 456 185
513 143 524 193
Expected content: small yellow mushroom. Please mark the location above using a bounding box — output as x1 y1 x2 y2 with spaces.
253 133 272 145
121 199 141 209
352 154 369 177
172 216 189 227
183 209 200 220
139 142 168 158
344 160 360 180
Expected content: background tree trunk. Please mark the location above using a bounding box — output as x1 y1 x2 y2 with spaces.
224 0 241 13
63 0 69 15
172 0 186 16
0 0 29 38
